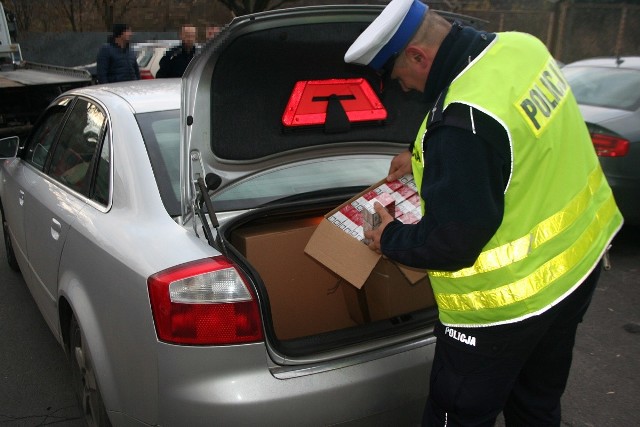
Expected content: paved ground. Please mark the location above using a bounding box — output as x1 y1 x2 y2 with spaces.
0 232 82 425
497 225 640 426
0 224 638 426
558 225 640 426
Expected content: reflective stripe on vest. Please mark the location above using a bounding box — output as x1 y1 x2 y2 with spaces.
433 167 618 313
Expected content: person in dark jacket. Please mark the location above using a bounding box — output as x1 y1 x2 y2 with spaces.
156 24 197 78
96 23 140 84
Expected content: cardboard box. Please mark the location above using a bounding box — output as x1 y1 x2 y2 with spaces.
341 262 435 323
304 175 436 323
231 217 356 340
304 175 426 289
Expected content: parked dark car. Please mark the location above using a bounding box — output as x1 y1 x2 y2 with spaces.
563 56 640 226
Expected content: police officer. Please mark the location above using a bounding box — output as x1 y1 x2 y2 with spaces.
344 0 623 425
156 24 197 78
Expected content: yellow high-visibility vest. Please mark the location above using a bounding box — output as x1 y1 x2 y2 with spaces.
411 32 623 327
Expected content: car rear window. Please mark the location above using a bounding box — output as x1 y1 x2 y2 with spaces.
136 110 181 216
563 66 640 111
212 157 390 211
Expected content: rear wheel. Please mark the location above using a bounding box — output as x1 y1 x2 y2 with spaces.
1 208 20 272
68 315 112 427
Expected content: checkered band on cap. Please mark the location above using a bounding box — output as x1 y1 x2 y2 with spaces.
344 0 428 71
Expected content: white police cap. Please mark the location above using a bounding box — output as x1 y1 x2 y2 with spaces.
345 0 428 71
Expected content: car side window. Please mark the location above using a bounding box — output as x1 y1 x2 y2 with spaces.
92 127 110 206
23 98 73 170
49 99 106 196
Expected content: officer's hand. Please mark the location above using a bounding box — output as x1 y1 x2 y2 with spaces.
364 202 394 253
387 150 412 182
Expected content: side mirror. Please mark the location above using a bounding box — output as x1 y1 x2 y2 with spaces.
0 136 20 158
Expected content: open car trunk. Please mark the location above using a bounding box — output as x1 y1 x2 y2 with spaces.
182 5 484 358
223 201 438 357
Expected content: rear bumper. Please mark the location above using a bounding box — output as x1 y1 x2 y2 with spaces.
155 340 434 426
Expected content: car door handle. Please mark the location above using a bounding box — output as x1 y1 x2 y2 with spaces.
51 218 61 241
18 190 24 206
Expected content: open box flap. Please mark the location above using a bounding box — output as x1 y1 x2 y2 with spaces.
305 218 381 289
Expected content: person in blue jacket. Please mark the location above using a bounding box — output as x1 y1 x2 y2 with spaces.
96 23 140 84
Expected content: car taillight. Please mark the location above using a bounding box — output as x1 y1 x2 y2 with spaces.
591 132 630 157
148 257 263 345
140 69 154 79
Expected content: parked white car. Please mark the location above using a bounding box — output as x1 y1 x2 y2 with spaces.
134 40 179 78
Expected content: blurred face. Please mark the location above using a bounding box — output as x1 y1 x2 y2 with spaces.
116 28 133 46
181 26 197 49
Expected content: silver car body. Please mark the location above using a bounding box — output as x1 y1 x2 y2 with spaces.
0 5 483 426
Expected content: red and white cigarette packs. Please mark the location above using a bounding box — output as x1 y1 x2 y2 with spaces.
326 174 422 245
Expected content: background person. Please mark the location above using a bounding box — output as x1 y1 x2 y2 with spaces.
156 24 197 78
205 25 221 41
344 0 623 425
96 23 140 84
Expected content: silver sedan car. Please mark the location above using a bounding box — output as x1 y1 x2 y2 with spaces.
0 5 456 426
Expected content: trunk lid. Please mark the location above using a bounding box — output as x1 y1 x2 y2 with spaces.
180 5 483 214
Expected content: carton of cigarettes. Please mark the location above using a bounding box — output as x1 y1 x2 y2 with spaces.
305 174 427 289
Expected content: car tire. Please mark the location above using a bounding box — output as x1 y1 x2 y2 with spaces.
1 208 20 272
68 315 112 427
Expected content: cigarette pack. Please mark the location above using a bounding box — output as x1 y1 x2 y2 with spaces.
361 192 395 244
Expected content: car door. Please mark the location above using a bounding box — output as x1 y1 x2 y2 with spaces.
22 96 107 330
2 98 73 279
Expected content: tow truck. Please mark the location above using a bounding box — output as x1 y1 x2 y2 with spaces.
0 2 91 139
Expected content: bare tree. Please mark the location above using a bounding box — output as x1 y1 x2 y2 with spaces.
54 0 91 31
5 0 35 32
217 0 299 17
178 0 198 21
93 0 141 30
